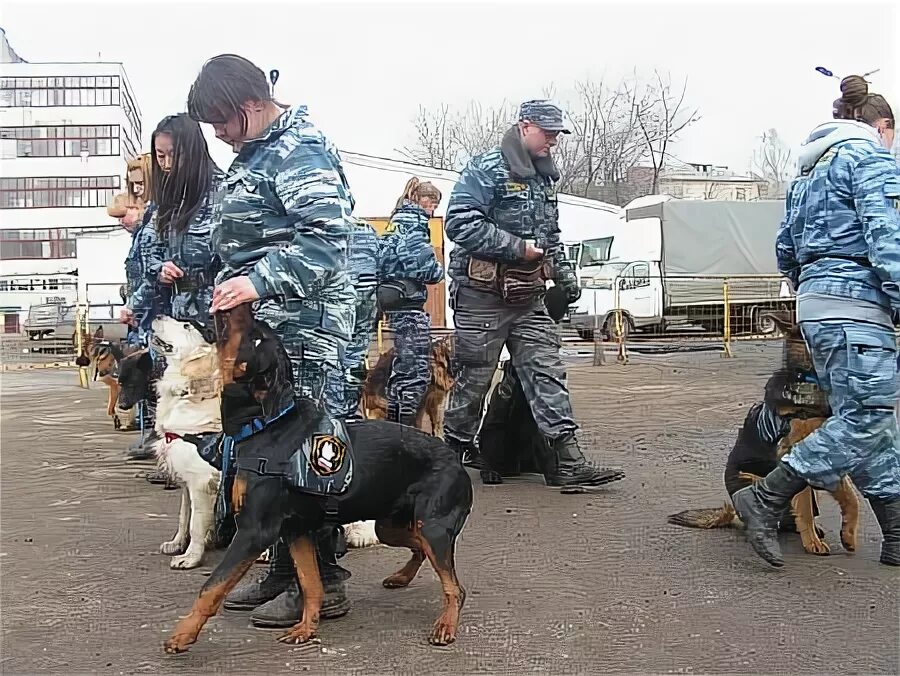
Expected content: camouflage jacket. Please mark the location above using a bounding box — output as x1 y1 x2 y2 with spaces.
215 106 354 310
378 201 443 288
445 126 578 299
127 202 169 315
349 216 378 291
777 120 900 312
163 170 225 324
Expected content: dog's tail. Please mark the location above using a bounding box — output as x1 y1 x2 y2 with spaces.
667 503 737 529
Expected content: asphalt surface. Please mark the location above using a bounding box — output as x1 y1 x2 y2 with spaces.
1 343 898 675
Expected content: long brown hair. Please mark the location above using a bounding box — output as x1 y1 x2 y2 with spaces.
832 75 895 128
393 177 442 213
125 154 152 208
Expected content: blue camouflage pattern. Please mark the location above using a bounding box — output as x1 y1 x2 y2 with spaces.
325 217 379 419
518 99 571 133
216 106 355 419
387 310 432 422
445 146 579 301
776 119 900 499
164 170 225 328
378 200 444 303
127 202 168 344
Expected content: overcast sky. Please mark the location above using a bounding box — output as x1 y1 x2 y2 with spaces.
3 0 898 175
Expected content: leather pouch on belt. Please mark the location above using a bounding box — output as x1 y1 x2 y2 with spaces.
498 260 549 305
467 257 499 292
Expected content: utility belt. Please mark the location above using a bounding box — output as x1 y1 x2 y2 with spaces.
376 279 426 313
467 257 552 306
803 254 872 269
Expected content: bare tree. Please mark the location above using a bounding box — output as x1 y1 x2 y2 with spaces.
751 128 793 198
636 71 702 194
398 104 459 171
398 71 700 204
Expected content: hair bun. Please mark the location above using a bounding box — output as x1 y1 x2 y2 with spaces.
839 75 869 108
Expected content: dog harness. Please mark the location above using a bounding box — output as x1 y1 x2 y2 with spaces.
179 403 354 522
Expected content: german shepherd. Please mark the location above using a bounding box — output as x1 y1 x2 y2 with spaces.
163 304 473 654
362 336 454 438
75 326 137 431
668 313 860 556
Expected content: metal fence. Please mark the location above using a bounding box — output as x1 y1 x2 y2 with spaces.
573 274 796 366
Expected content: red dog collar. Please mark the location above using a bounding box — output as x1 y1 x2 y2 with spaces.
164 432 182 444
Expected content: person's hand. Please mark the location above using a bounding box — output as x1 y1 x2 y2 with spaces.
159 261 184 285
119 307 135 325
523 239 544 262
211 276 260 312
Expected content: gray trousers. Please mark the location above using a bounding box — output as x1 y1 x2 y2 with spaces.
444 286 578 444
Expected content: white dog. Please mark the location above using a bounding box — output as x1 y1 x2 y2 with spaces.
150 317 223 570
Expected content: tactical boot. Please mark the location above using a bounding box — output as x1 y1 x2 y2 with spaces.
868 497 900 566
544 434 626 490
732 462 808 567
126 429 160 461
251 529 351 627
446 436 485 470
224 542 294 611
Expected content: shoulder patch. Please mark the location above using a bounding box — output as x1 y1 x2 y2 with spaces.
308 434 347 477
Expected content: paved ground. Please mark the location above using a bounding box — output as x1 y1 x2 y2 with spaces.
2 343 898 675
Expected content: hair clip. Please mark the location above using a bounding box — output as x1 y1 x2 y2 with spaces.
816 66 880 82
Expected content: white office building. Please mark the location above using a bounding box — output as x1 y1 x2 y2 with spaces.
0 28 141 333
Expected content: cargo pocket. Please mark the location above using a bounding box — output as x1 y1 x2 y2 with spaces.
844 326 899 411
452 312 499 366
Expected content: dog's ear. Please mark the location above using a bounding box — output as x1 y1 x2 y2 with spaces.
215 304 253 386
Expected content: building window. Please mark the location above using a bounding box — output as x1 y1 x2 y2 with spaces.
0 125 121 158
0 176 120 209
0 229 78 260
735 187 747 201
0 75 122 110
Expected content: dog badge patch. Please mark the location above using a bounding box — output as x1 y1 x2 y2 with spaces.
308 434 347 477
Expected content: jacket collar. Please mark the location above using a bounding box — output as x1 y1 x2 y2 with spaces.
500 125 560 182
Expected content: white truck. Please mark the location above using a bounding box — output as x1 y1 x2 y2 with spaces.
568 196 794 340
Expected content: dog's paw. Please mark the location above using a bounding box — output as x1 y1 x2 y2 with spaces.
160 539 187 556
801 534 831 556
163 633 195 654
429 614 458 646
170 549 204 570
841 522 858 553
277 622 318 644
344 520 379 548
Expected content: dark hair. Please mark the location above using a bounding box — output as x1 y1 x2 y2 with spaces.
151 114 216 238
187 54 277 137
393 177 442 213
832 75 895 129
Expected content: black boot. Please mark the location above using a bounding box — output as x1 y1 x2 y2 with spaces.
250 528 351 628
732 462 808 567
868 497 900 566
543 434 626 490
224 541 294 611
446 436 485 470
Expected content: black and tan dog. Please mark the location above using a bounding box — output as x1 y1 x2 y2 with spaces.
362 336 454 437
163 304 473 654
75 327 137 431
668 313 860 556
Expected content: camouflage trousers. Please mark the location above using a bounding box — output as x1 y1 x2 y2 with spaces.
324 286 378 420
783 318 900 499
386 310 432 422
254 298 353 419
444 286 577 443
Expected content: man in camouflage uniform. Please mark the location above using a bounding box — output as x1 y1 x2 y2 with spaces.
736 115 900 568
324 216 379 420
443 100 625 491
